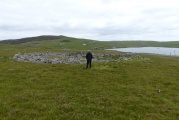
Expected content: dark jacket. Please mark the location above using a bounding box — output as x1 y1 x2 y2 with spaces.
86 52 93 60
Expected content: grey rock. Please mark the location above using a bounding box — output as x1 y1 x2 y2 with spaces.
13 52 149 64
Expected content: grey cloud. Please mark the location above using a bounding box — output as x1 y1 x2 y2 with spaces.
1 0 179 41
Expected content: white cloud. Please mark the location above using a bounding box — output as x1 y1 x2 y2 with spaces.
0 0 179 41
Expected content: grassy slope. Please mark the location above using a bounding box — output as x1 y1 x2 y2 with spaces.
0 39 179 119
100 39 179 48
18 40 179 49
1 35 179 49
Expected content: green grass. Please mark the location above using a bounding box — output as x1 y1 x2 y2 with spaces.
0 45 179 119
17 40 179 49
1 35 179 50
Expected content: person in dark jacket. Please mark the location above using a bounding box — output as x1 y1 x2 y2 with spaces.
86 50 93 69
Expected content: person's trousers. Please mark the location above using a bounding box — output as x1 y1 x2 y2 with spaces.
86 60 92 68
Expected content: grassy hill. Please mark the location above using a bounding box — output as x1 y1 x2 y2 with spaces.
0 36 179 119
1 35 179 50
0 35 66 44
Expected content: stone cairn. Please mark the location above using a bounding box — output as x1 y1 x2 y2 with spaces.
13 52 150 64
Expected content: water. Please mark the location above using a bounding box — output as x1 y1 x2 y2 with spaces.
109 47 179 56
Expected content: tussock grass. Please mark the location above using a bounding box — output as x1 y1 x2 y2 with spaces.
0 46 179 119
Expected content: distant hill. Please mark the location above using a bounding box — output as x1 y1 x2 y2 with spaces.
1 35 179 49
0 35 76 44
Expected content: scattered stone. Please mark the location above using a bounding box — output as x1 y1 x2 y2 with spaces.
13 52 150 64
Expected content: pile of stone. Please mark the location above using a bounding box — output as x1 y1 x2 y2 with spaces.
13 52 150 64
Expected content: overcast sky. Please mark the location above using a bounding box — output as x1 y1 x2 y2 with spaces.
0 0 179 41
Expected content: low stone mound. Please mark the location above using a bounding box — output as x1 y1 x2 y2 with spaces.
13 52 150 64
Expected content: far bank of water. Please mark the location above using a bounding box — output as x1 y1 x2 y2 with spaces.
109 47 179 56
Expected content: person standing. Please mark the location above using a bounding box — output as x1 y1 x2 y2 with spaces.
86 50 93 69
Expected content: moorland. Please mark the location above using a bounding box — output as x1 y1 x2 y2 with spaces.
0 36 179 119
